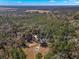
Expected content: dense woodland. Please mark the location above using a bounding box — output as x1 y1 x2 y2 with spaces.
0 7 79 59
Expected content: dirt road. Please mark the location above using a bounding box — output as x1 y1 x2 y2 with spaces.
23 42 49 59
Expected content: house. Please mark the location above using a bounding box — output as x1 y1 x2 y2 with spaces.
26 34 33 43
39 33 47 47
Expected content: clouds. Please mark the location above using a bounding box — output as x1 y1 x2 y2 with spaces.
48 0 56 2
49 0 79 3
73 0 79 4
48 0 79 5
68 0 79 4
48 0 69 3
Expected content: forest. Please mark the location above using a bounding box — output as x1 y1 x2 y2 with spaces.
0 7 79 59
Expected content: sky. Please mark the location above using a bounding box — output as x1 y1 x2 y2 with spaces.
0 0 79 6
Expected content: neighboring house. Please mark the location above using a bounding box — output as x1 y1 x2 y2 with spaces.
39 33 47 47
40 38 46 44
32 33 47 46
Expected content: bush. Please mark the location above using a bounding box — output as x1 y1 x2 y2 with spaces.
12 47 26 59
36 53 42 59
